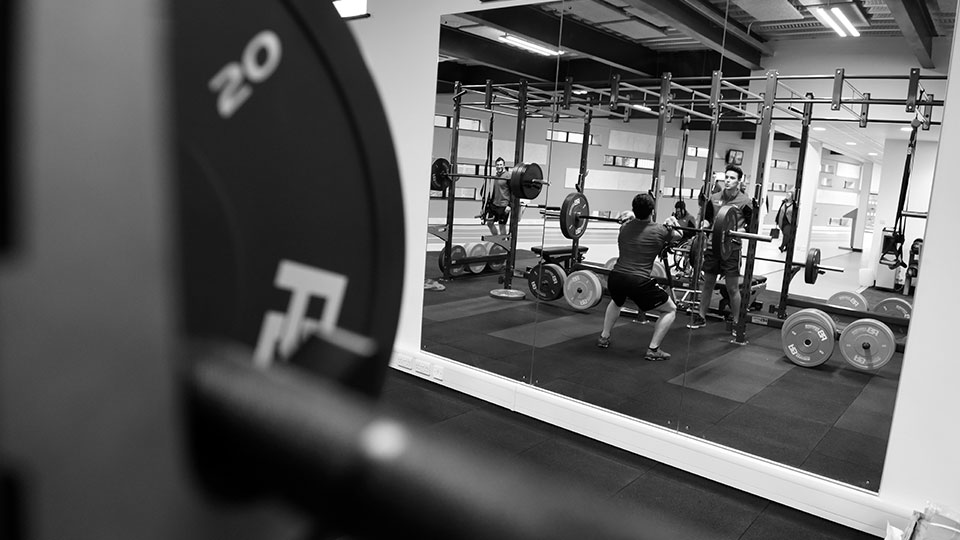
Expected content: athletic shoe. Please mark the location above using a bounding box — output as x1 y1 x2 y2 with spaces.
596 335 611 349
644 348 671 361
686 315 707 329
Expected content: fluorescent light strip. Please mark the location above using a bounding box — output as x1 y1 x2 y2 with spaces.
815 7 847 37
498 35 563 57
630 104 654 113
333 0 368 19
831 7 861 37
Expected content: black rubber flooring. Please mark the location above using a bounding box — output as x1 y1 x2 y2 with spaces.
422 250 904 492
378 369 877 540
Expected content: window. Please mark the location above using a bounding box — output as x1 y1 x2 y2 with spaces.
457 118 481 131
434 114 482 132
688 145 710 158
772 159 791 169
545 129 596 145
605 154 654 170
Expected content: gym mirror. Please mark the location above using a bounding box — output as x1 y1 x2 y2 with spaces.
420 0 952 493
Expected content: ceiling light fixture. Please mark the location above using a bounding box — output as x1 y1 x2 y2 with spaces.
845 141 857 145
498 34 564 56
333 0 369 20
868 152 878 156
831 7 860 37
814 7 847 36
900 126 914 132
807 2 867 38
812 126 827 131
630 103 653 114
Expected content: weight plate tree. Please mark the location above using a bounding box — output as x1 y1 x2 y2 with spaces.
172 0 404 397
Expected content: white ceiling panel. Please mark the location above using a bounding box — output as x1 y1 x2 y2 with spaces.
734 0 804 21
602 20 667 39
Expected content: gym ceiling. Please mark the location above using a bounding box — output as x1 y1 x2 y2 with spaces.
436 0 957 162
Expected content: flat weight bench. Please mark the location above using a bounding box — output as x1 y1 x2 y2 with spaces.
531 245 589 273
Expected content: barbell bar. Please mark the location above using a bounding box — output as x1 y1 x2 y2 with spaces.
754 251 844 284
431 157 548 199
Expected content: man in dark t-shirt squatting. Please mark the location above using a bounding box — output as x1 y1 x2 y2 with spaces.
596 192 682 361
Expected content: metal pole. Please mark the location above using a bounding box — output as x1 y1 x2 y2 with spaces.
690 71 722 309
650 73 671 220
503 80 528 290
735 70 777 343
777 96 814 319
443 81 463 281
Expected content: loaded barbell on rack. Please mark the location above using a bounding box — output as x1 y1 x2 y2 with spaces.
548 193 842 285
548 192 774 255
431 157 548 199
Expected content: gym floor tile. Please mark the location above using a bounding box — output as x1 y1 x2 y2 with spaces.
422 296 534 322
490 314 605 347
672 387 742 425
739 501 877 540
420 342 497 369
703 404 833 466
774 361 872 391
757 367 866 404
526 348 599 385
613 396 685 431
438 332 538 360
538 378 626 411
668 347 793 403
745 376 861 425
700 425 812 467
612 465 768 540
834 405 894 440
800 450 882 491
426 408 550 456
847 376 899 416
810 426 888 475
517 438 648 499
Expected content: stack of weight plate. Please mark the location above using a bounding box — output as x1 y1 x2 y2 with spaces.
438 245 467 276
462 242 488 274
781 308 837 368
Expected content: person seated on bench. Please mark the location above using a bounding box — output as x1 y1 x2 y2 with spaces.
595 193 682 361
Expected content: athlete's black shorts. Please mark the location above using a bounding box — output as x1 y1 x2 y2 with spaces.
701 244 741 277
485 204 508 224
608 270 669 311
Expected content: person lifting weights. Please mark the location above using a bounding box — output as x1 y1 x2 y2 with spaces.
483 157 513 236
687 165 752 331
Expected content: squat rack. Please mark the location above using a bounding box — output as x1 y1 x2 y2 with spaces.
520 67 944 341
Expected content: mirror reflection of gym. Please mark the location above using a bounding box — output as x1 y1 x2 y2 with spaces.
421 2 564 383
418 0 947 494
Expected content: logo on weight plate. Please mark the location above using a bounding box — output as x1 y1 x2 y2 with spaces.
253 260 348 367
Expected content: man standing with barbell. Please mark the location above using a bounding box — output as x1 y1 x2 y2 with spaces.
483 157 513 236
596 193 683 361
687 164 753 331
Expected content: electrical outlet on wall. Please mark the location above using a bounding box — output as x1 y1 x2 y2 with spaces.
414 359 431 376
393 353 414 370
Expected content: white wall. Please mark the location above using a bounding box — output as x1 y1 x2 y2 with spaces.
349 1 960 534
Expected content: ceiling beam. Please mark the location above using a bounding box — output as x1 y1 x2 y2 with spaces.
463 6 658 77
438 27 556 83
884 0 937 68
619 0 765 70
